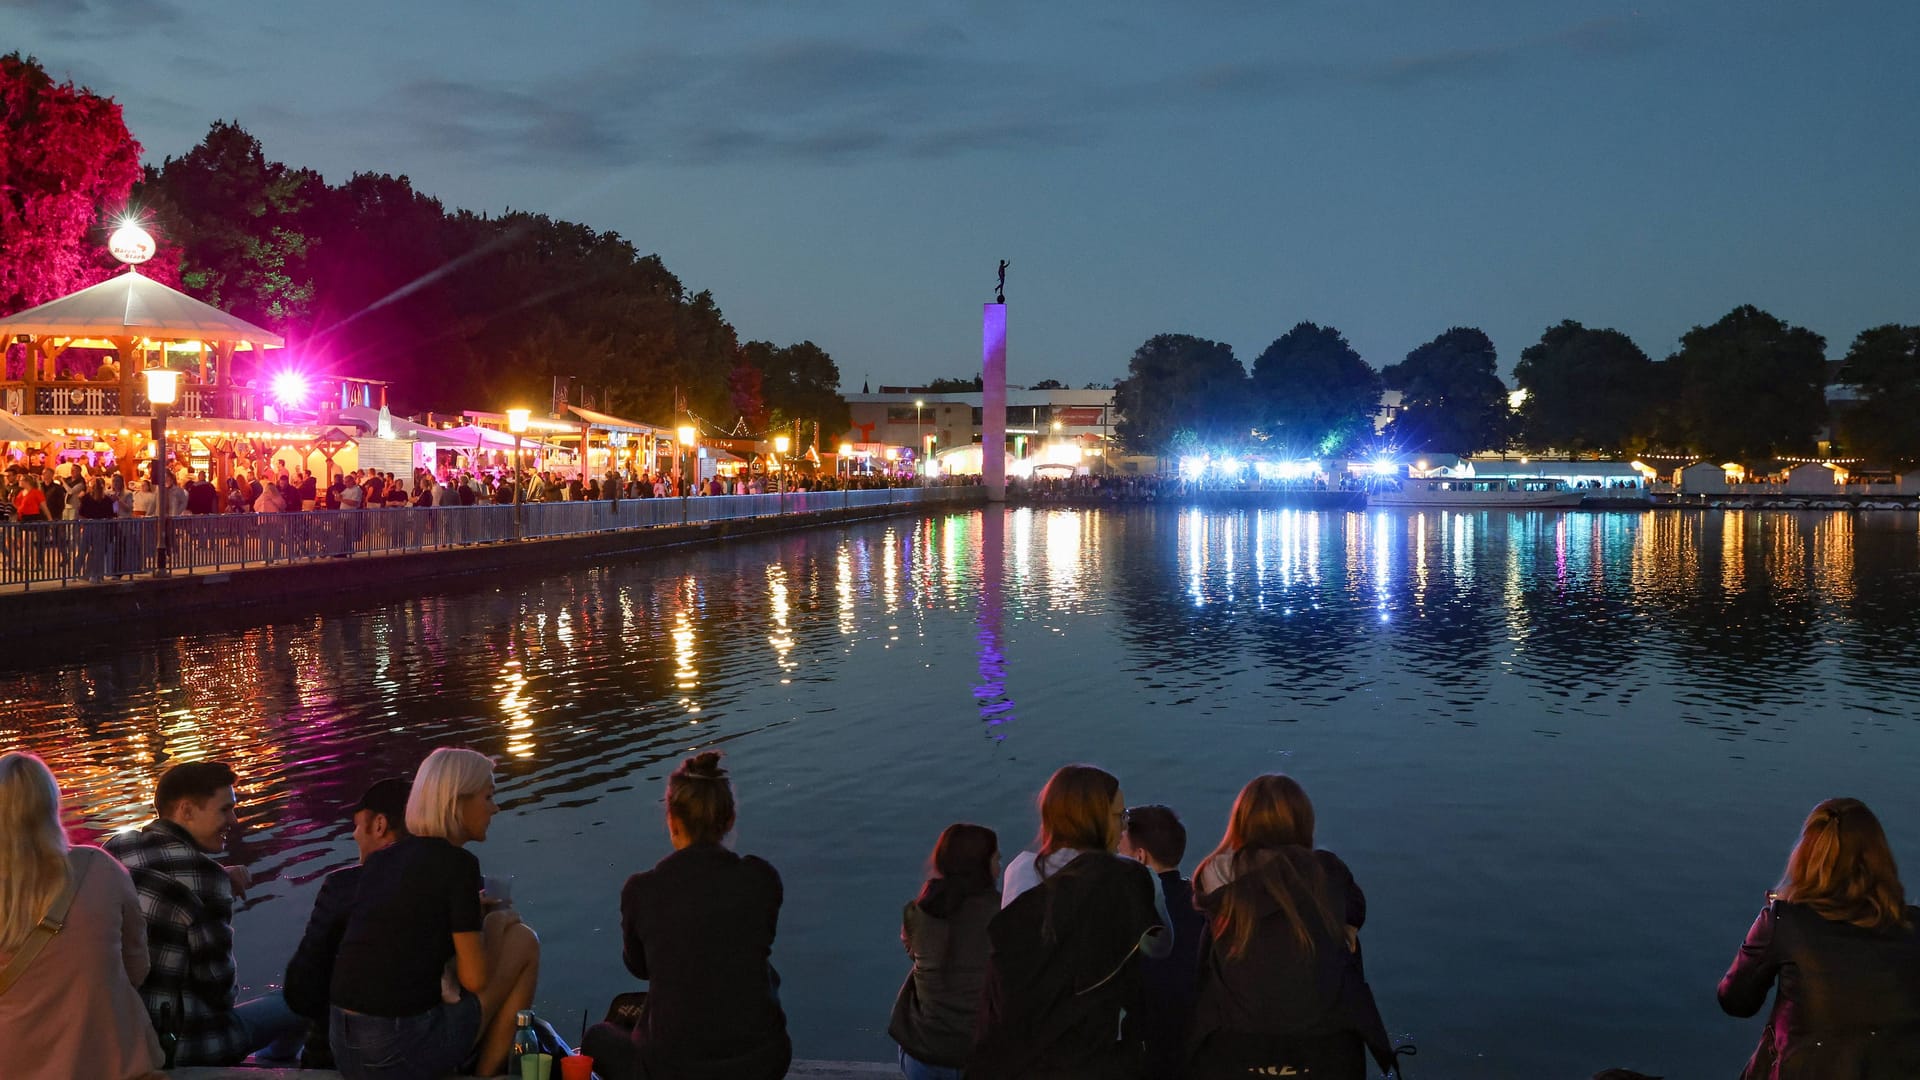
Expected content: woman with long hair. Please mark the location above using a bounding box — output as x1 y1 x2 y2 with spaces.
972 764 1167 1079
1719 798 1920 1078
585 750 791 1080
888 824 1001 1079
0 752 163 1080
327 747 540 1079
1187 774 1393 1080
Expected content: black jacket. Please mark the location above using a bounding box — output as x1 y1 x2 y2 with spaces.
283 865 362 1020
1129 870 1206 1080
1189 848 1393 1077
1718 899 1920 1080
888 892 998 1068
618 843 789 1080
972 851 1163 1079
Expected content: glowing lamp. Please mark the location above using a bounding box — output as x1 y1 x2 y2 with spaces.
774 434 790 454
143 368 182 406
506 409 531 434
1051 420 1063 431
838 443 854 457
270 370 309 407
914 399 925 408
677 425 696 447
109 222 156 265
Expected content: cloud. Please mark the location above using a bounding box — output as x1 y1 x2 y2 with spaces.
1 0 182 39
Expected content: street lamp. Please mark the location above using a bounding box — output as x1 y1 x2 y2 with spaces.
144 368 182 577
773 433 790 494
677 424 696 503
507 408 530 536
914 399 925 486
838 442 853 482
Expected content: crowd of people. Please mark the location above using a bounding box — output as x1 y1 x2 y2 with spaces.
4 749 1913 1080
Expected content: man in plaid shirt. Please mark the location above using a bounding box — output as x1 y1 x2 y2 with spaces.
105 761 307 1066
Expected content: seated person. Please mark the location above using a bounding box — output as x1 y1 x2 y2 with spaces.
282 778 410 1069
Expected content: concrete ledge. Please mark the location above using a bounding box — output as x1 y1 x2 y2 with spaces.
172 1062 895 1079
0 499 969 641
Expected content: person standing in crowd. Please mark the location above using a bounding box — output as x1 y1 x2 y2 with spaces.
0 752 164 1080
283 778 410 1070
1121 804 1207 1080
162 472 188 518
1718 798 1920 1078
298 471 319 511
185 472 217 515
1187 774 1393 1080
41 467 67 520
585 751 790 1080
104 761 308 1067
13 474 50 521
888 824 1000 1080
972 764 1168 1079
340 473 365 510
328 749 539 1080
76 476 117 582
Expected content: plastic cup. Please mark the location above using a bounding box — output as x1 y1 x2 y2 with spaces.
520 1051 553 1080
559 1055 595 1080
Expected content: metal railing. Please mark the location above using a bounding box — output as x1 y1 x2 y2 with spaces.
0 486 981 590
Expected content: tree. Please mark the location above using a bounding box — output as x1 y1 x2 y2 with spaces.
1380 328 1511 454
1512 320 1653 455
1659 305 1826 462
740 339 849 444
1248 322 1383 456
0 53 144 313
925 374 983 393
1030 378 1067 390
1835 324 1920 469
1112 333 1249 455
135 120 320 330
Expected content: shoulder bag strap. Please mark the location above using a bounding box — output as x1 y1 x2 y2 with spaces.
0 851 92 997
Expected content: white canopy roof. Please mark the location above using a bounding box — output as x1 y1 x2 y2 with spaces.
0 270 284 349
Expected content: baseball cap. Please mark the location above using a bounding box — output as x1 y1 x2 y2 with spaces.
350 777 412 831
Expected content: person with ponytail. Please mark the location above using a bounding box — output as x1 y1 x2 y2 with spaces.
1187 774 1393 1080
0 752 163 1080
971 764 1168 1079
888 824 1001 1079
1719 798 1920 1078
586 750 790 1080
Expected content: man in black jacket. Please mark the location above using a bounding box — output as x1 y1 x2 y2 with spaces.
282 778 411 1068
1122 805 1207 1080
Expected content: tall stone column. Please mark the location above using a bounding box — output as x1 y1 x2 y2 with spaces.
982 302 1007 502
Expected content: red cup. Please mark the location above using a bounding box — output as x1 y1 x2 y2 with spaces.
559 1054 595 1080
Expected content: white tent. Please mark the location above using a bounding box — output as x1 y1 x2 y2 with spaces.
1679 462 1729 494
0 270 283 348
1783 463 1843 492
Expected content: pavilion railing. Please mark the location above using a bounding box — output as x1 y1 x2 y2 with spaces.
0 486 983 590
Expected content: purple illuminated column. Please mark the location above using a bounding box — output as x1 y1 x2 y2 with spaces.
982 302 1007 502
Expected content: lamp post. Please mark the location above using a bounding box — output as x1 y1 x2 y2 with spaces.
773 433 790 495
145 368 182 577
838 442 853 483
914 399 925 486
677 424 696 515
507 409 530 537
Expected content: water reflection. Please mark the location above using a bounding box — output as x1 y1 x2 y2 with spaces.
4 507 1920 1075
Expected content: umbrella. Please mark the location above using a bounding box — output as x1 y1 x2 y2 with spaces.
0 410 56 443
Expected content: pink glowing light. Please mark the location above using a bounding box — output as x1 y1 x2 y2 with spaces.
271 370 310 407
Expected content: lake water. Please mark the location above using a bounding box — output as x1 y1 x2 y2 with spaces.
7 505 1920 1078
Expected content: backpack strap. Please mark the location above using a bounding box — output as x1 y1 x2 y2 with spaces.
0 851 93 996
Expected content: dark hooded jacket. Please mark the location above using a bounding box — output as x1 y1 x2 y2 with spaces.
972 851 1163 1079
1718 899 1920 1080
1189 847 1393 1078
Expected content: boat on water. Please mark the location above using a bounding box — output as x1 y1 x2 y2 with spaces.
1369 477 1586 508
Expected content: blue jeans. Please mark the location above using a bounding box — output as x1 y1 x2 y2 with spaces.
234 992 309 1063
898 1045 964 1080
329 994 482 1080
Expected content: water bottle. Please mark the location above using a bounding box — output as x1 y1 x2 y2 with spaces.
509 1009 538 1074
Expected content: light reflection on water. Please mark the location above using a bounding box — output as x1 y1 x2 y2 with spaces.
4 507 1920 1077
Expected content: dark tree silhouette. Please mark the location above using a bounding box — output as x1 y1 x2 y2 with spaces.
1112 333 1249 454
1835 324 1920 469
1513 320 1653 455
1249 322 1383 457
1656 305 1826 462
1381 327 1511 454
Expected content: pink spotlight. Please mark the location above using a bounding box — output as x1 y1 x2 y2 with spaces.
271 370 310 407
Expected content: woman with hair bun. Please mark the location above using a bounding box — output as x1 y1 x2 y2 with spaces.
971 764 1167 1079
586 751 790 1080
1719 798 1920 1079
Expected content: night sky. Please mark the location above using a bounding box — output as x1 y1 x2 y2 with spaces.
12 0 1918 388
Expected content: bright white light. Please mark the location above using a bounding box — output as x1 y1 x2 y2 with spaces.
109 223 155 265
1179 455 1207 479
1214 457 1243 476
1369 459 1398 476
507 409 532 434
270 370 309 407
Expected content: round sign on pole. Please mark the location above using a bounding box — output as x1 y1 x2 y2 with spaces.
109 223 155 265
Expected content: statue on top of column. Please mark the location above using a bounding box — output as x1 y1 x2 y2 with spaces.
995 260 1008 305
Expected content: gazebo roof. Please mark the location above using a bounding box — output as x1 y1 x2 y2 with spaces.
0 269 283 350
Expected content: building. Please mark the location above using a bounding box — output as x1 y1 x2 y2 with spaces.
844 386 1120 464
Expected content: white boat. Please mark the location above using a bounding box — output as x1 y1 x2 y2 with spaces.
1369 477 1586 508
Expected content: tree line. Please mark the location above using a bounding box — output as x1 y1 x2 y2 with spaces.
1113 311 1920 469
0 55 849 440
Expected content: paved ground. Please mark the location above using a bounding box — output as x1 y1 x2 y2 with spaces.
173 1062 897 1079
